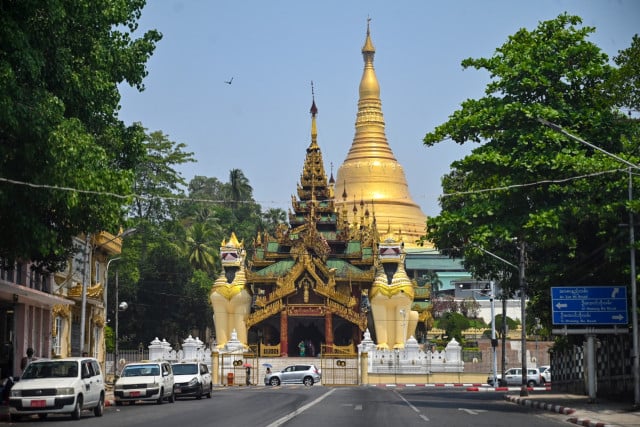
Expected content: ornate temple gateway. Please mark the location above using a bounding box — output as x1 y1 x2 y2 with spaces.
209 23 427 355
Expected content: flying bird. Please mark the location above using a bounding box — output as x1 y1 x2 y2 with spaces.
224 77 233 85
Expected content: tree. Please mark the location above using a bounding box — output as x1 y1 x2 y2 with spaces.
130 129 195 223
611 35 640 112
228 169 253 208
438 311 470 342
0 0 161 269
430 295 458 319
460 297 480 318
262 208 288 235
493 314 519 340
419 14 640 331
182 222 219 274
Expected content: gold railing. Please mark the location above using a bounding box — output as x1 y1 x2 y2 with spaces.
321 343 356 356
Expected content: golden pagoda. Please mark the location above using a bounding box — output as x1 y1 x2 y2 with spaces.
335 20 429 247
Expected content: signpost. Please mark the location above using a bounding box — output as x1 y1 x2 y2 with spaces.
551 286 629 402
552 286 628 325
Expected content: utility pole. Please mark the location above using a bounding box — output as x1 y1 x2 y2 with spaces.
519 239 528 397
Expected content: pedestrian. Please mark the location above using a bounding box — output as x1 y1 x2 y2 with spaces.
20 348 36 373
298 340 306 356
266 367 271 375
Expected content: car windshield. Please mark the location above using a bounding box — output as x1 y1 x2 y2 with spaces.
22 361 78 379
172 364 197 375
121 365 160 377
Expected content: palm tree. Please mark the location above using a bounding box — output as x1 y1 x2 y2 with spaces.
262 208 287 235
228 169 253 208
184 222 218 274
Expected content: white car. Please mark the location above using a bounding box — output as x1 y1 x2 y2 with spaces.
9 357 105 421
114 361 175 405
487 367 542 387
171 361 212 399
539 365 551 383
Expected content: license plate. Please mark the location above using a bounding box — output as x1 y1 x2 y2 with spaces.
30 400 46 408
129 391 140 397
174 387 181 393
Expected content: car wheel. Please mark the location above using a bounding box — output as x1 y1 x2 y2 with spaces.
206 383 212 398
196 384 203 400
157 388 164 404
269 377 281 386
71 395 82 420
38 413 48 420
303 376 314 386
94 393 104 417
527 380 536 387
498 379 507 387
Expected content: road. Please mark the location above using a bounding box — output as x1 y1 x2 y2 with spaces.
12 387 569 427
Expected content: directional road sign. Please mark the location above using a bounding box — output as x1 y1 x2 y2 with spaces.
551 286 628 325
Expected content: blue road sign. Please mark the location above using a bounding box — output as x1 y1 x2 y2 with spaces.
551 286 628 325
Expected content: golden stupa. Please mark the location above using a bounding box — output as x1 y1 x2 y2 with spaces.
335 21 429 247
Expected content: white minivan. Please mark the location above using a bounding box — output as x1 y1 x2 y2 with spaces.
9 357 105 421
114 361 175 405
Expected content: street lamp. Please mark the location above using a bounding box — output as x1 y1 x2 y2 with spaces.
115 274 128 377
470 242 527 395
80 228 136 356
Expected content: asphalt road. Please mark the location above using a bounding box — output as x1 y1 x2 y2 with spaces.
10 386 571 427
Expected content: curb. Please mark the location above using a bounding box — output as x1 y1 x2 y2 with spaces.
505 395 576 415
504 395 618 427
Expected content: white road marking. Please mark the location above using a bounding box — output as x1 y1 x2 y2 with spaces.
265 388 337 427
458 408 487 415
394 389 429 422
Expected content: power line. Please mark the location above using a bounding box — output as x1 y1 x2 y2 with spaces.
1 167 630 207
440 168 627 199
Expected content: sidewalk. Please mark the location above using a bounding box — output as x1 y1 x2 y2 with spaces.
505 392 640 427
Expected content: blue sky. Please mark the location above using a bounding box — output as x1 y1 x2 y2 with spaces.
118 0 639 218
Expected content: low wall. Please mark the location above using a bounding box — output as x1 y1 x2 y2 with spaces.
362 372 488 385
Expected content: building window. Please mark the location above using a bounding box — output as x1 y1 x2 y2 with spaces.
53 317 63 356
94 260 100 285
93 326 101 358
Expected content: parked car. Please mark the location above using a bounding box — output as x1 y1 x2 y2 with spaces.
487 367 542 387
539 365 551 383
264 364 321 386
9 357 105 421
114 361 175 405
171 361 212 399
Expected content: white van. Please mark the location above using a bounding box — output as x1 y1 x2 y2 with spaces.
9 357 105 421
114 361 175 405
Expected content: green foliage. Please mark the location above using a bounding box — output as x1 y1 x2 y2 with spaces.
130 128 195 223
493 314 519 339
420 13 640 332
438 311 471 342
104 326 114 353
0 0 161 269
611 35 640 111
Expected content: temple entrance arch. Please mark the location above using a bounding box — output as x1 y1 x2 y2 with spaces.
290 318 323 357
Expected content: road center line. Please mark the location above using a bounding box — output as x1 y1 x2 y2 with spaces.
395 390 430 422
265 388 337 427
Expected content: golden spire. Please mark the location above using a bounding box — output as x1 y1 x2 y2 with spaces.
310 81 318 149
335 19 430 247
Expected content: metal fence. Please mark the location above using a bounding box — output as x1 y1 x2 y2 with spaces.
105 349 149 376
